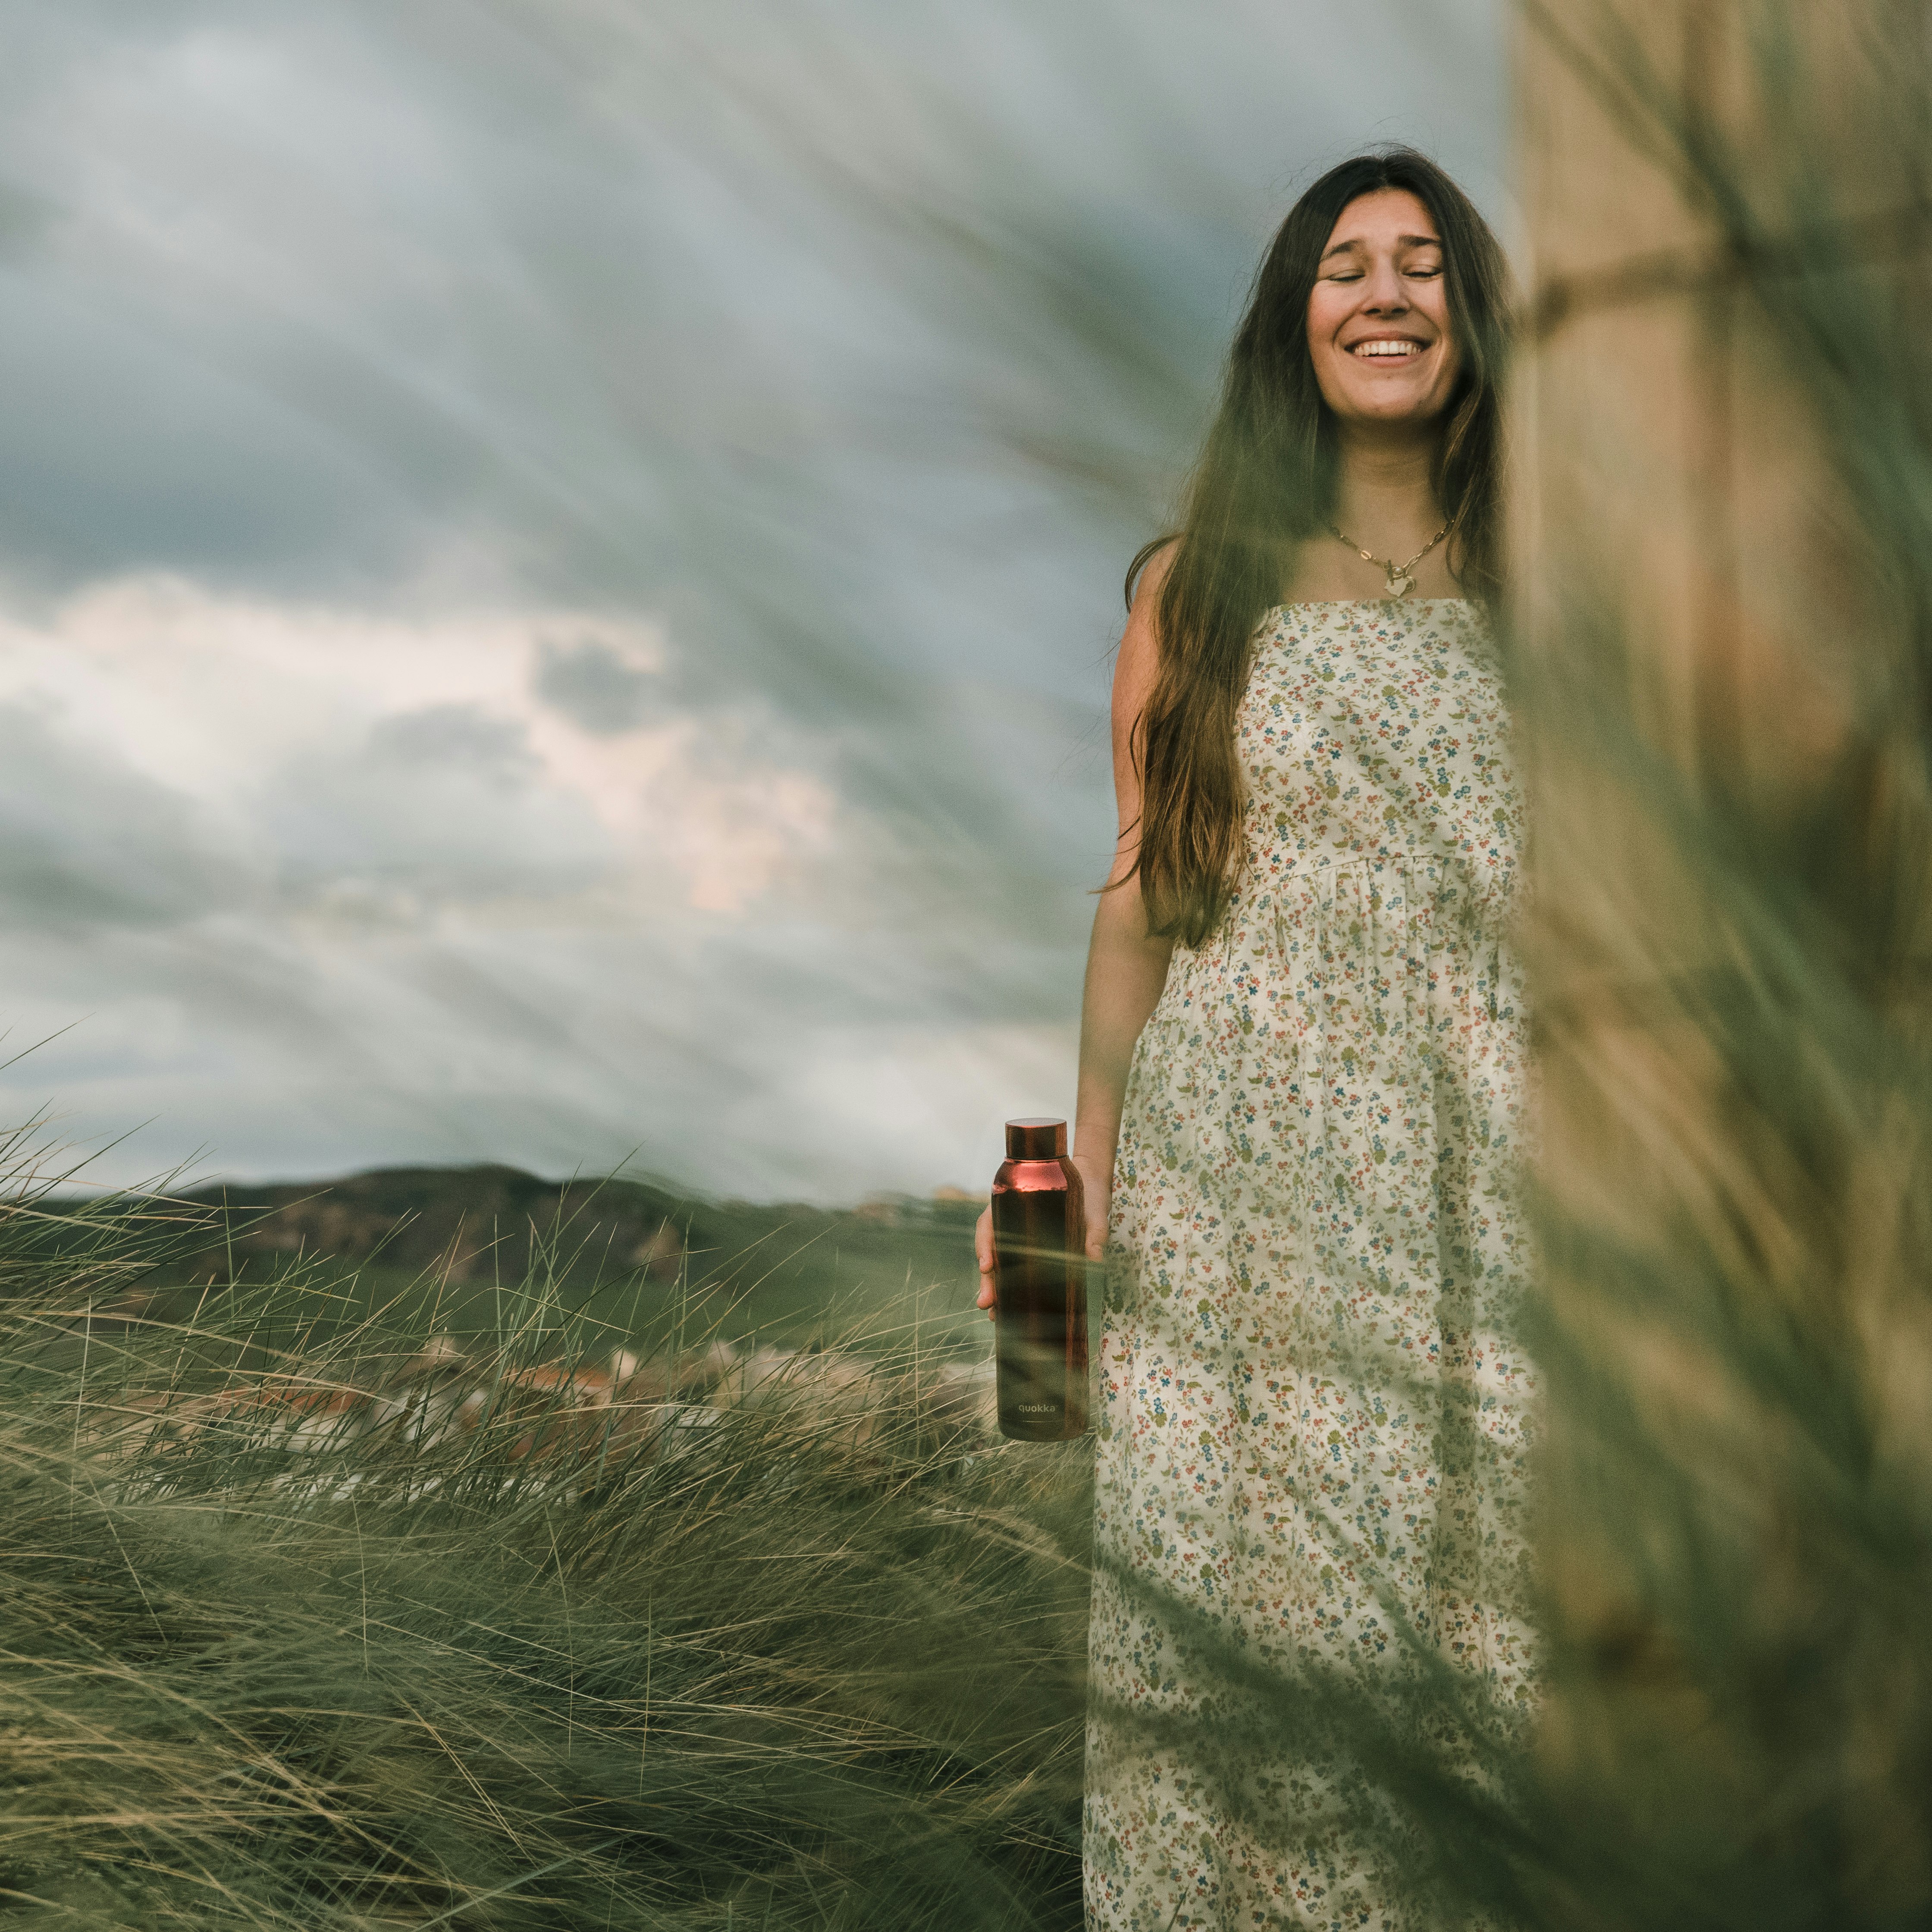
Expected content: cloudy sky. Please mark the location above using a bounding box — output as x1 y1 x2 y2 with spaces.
0 0 1507 1201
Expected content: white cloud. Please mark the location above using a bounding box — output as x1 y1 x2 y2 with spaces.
0 575 833 921
765 1019 1081 1193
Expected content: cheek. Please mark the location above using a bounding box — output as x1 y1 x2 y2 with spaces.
1421 290 1460 378
1307 336 1354 412
1305 289 1349 345
1304 302 1354 391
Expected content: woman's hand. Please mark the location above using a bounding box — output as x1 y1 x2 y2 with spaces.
973 1155 1111 1320
975 1206 995 1318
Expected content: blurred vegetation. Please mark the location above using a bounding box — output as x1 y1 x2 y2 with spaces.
1505 2 1932 1923
1077 4 1932 1927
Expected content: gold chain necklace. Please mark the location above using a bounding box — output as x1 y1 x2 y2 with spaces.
1329 521 1448 599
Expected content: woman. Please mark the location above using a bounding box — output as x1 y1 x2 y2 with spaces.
978 149 1534 1928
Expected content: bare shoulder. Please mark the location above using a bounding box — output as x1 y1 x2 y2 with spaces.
1105 540 1177 860
1114 538 1178 721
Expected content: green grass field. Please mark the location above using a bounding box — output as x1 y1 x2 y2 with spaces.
109 1164 994 1362
0 1164 1088 1931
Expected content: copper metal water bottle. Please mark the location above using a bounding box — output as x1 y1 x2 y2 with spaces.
991 1117 1088 1441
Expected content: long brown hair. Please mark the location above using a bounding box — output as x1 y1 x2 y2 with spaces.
1131 147 1512 946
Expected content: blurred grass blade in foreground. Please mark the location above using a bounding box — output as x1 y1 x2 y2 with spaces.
1518 0 1932 1916
1076 3 1932 1926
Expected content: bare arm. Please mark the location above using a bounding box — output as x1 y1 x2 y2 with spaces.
977 547 1178 1304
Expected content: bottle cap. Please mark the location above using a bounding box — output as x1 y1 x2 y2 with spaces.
1005 1117 1067 1159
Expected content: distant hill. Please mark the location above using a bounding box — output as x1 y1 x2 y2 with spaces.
135 1164 988 1351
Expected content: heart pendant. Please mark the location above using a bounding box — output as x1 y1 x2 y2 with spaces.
1386 569 1414 598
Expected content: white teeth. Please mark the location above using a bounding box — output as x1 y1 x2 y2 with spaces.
1353 341 1418 358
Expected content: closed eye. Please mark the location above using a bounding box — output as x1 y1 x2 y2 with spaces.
1324 262 1442 283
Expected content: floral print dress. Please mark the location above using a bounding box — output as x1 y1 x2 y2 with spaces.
1085 600 1534 1931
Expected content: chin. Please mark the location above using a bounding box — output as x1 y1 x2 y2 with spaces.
1341 392 1440 423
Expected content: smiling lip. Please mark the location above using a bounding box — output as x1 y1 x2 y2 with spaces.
1348 336 1428 360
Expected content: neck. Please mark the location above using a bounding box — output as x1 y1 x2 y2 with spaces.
1332 419 1443 555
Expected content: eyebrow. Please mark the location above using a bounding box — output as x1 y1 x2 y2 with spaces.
1320 233 1444 260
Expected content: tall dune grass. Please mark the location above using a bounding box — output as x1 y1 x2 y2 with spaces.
0 1132 1087 1930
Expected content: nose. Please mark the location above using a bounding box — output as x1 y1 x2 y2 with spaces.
1360 258 1410 315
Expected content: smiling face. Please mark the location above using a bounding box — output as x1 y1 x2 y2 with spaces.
1306 187 1462 431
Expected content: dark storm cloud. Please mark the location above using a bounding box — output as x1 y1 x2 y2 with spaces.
0 281 438 592
535 641 655 736
0 704 251 931
260 712 613 908
367 705 536 778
